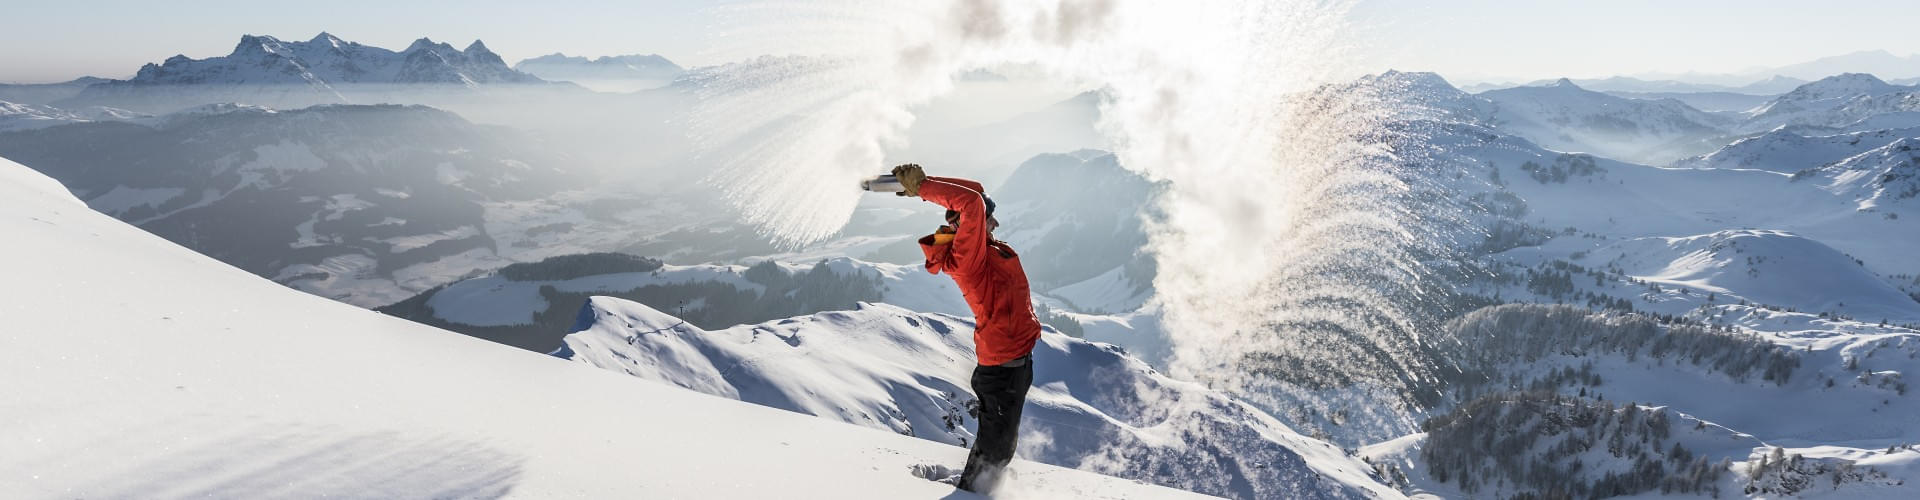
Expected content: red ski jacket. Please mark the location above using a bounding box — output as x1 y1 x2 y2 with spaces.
916 176 1043 366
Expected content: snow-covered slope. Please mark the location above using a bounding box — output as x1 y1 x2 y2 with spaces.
1673 126 1920 173
1833 111 1920 133
1797 136 1920 211
1347 303 1920 498
1365 395 1767 499
0 100 93 131
1744 74 1920 132
1574 230 1920 322
0 100 145 131
1406 115 1920 279
562 297 1402 499
0 155 1212 499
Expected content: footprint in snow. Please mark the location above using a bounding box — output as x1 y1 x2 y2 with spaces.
908 463 962 486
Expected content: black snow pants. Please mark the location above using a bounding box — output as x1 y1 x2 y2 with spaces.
958 354 1033 492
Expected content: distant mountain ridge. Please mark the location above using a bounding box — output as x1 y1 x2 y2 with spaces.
1621 50 1920 87
1386 73 1734 164
1463 75 1806 95
0 103 587 306
0 100 146 131
57 33 567 113
513 53 684 84
1725 49 1920 82
1460 49 1920 96
1744 73 1920 132
0 77 111 105
126 33 545 87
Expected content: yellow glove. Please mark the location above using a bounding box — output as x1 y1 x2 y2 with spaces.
891 164 927 197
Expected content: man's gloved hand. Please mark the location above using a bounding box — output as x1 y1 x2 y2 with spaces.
891 164 927 197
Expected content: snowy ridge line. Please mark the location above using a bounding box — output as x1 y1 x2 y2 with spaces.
562 296 1404 499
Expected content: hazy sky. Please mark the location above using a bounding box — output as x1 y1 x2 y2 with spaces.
1350 0 1920 83
2 0 1914 84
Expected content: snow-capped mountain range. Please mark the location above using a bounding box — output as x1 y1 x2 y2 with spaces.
1258 68 1920 496
1477 77 1735 164
1375 70 1920 166
56 33 568 113
132 33 544 87
1351 71 1730 165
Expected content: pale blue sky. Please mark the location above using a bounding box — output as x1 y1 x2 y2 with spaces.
1350 0 1920 83
1 0 713 83
2 0 1915 84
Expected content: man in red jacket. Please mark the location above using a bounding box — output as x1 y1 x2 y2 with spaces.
891 163 1042 492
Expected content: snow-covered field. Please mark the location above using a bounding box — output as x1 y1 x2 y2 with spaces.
0 156 1217 498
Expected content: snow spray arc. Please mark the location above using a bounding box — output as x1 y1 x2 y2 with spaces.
687 0 1460 443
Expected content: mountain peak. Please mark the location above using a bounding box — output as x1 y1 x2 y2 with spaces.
405 37 448 53
231 34 285 55
1549 77 1578 88
83 32 550 94
1825 72 1889 84
309 32 342 46
1372 70 1458 92
1785 72 1895 99
1842 48 1898 58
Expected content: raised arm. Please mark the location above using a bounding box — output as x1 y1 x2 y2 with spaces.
914 175 992 275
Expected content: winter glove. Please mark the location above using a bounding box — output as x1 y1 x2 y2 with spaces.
892 163 927 197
